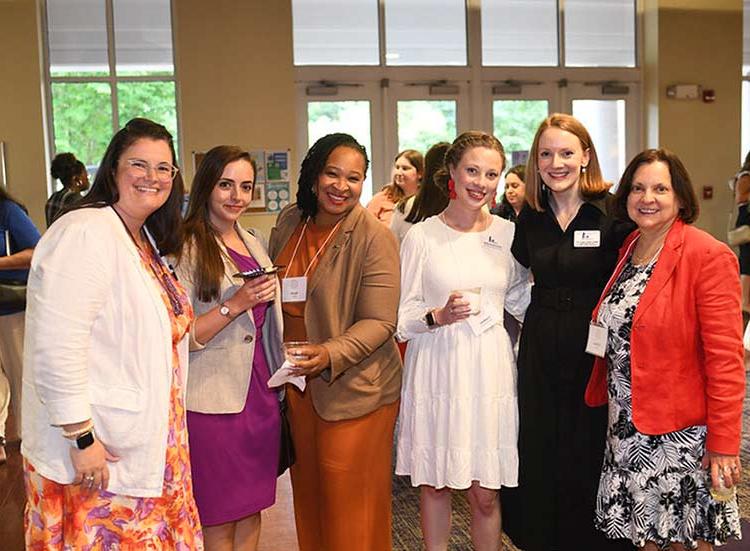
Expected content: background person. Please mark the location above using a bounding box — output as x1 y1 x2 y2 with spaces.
367 148 423 226
501 113 633 551
396 131 530 551
46 152 89 226
22 118 203 549
490 164 526 222
730 151 750 324
0 188 40 464
176 145 283 551
391 142 451 245
587 149 743 550
268 133 402 551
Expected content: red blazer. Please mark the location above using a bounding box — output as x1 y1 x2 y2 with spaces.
585 220 745 455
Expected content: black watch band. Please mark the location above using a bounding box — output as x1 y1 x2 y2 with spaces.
425 310 437 328
75 430 95 450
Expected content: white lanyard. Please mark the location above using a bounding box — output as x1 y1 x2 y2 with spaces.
282 218 343 279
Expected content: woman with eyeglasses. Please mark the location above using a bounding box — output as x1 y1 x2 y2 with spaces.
22 118 203 549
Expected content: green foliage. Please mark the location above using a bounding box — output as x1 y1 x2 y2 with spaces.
118 81 178 157
307 101 371 152
398 101 456 154
50 80 178 168
51 82 113 167
493 100 548 153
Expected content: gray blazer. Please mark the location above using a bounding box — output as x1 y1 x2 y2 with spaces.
175 225 284 414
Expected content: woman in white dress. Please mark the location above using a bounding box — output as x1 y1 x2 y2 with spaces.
396 131 530 551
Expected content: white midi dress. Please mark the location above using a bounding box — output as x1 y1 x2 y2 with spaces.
395 215 530 490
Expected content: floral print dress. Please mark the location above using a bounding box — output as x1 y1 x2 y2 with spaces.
24 242 204 550
594 256 741 550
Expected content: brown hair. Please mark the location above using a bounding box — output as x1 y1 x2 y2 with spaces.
434 131 506 193
405 142 451 224
525 113 609 211
178 145 257 302
384 149 424 208
71 118 185 255
613 148 699 224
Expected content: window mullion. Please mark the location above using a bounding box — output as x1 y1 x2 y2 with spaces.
105 0 119 131
40 0 56 195
378 0 386 67
558 0 565 69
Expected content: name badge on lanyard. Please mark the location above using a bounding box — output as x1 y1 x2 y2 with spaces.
574 230 601 248
585 322 607 357
282 276 307 303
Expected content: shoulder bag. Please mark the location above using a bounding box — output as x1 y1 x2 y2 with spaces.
0 230 28 310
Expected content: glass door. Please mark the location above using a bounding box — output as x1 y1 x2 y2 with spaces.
386 81 467 167
298 81 382 204
493 99 550 168
485 81 556 205
565 82 639 186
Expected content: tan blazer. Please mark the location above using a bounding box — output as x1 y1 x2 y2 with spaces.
268 203 402 421
175 225 284 414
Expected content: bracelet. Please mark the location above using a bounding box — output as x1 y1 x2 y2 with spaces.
62 419 94 440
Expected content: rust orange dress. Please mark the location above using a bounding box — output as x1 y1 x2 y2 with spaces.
24 242 203 550
275 219 398 551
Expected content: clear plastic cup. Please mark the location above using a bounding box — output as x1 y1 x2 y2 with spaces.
283 341 311 366
452 287 481 315
706 470 736 502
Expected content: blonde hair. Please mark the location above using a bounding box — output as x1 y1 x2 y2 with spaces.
525 113 610 211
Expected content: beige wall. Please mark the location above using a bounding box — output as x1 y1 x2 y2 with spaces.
173 0 296 239
644 0 742 239
0 0 48 230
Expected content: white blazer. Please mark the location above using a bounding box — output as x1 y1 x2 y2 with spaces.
21 206 188 498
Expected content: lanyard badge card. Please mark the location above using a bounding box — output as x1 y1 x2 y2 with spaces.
282 277 307 303
281 218 342 303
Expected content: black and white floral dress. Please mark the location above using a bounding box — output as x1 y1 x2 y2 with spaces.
594 255 741 550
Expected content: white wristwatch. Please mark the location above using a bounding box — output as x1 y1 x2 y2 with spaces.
219 302 233 318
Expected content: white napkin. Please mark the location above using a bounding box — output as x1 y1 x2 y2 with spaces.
267 360 307 391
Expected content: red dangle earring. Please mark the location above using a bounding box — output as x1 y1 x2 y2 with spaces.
447 178 457 200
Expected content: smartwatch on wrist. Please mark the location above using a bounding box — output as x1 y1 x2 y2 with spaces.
425 309 438 328
73 430 95 450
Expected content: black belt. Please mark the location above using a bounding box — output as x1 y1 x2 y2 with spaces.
531 286 601 312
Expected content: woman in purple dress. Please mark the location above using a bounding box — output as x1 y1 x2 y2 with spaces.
175 145 284 550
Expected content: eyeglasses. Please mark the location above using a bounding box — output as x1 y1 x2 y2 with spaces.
124 158 179 182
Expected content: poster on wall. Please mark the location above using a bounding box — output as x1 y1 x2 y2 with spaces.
249 149 266 184
246 182 266 212
265 181 291 213
265 151 290 182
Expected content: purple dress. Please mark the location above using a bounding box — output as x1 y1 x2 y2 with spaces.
187 249 281 526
